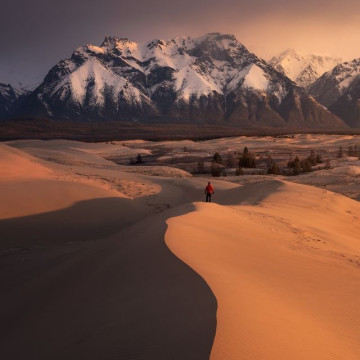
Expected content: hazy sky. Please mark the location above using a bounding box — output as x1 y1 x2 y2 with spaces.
1 0 360 87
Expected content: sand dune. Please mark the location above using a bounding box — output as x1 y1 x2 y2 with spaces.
0 143 127 221
0 143 52 180
166 181 360 360
1 139 360 359
0 141 233 359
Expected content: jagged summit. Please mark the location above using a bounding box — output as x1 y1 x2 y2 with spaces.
269 49 343 87
92 33 245 60
274 49 306 61
308 58 360 127
13 34 347 129
101 36 119 46
100 36 133 47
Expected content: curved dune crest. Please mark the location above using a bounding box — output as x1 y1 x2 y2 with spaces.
0 143 52 180
165 181 360 360
0 149 125 220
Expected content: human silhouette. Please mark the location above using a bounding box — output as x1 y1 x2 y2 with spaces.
205 182 214 202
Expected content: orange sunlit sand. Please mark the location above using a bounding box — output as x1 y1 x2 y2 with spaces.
1 139 359 359
166 181 360 359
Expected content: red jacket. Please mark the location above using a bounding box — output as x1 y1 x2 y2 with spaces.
205 184 214 194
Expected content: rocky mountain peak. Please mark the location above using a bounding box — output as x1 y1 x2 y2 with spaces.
12 34 348 130
101 36 122 47
269 49 343 87
308 57 360 127
147 39 165 49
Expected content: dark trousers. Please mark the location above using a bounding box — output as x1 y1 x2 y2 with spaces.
206 193 212 202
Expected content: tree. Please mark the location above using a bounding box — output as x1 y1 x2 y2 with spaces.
211 162 221 177
235 167 244 176
288 156 301 175
130 153 144 165
267 161 280 175
337 145 343 158
324 158 331 169
227 152 238 168
288 156 300 168
213 152 222 164
293 160 302 175
136 153 144 164
301 158 312 173
348 145 355 157
308 150 317 165
316 154 323 164
239 147 256 168
266 154 274 167
352 144 360 158
306 150 323 165
197 159 204 174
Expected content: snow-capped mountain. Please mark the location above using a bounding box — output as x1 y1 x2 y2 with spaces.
0 83 27 118
308 59 360 127
16 33 346 129
269 49 343 88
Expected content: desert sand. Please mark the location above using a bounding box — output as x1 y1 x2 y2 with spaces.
1 137 359 359
166 181 360 359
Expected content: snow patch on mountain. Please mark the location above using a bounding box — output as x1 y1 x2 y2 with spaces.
242 64 269 91
269 49 343 87
53 58 146 106
87 45 105 54
309 59 360 106
333 60 360 91
175 66 219 100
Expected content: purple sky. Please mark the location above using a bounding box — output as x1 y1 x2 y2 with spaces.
1 0 359 87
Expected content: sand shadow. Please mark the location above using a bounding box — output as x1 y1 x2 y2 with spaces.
0 197 148 250
217 179 285 206
0 199 216 360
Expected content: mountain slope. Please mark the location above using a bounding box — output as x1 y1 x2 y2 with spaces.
0 83 27 119
269 49 343 88
16 34 347 129
308 59 360 127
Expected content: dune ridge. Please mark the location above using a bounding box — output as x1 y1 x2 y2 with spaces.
165 181 360 360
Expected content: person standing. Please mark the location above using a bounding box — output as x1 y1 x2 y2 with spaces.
205 182 214 202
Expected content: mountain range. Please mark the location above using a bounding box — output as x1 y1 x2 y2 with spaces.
2 33 359 130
